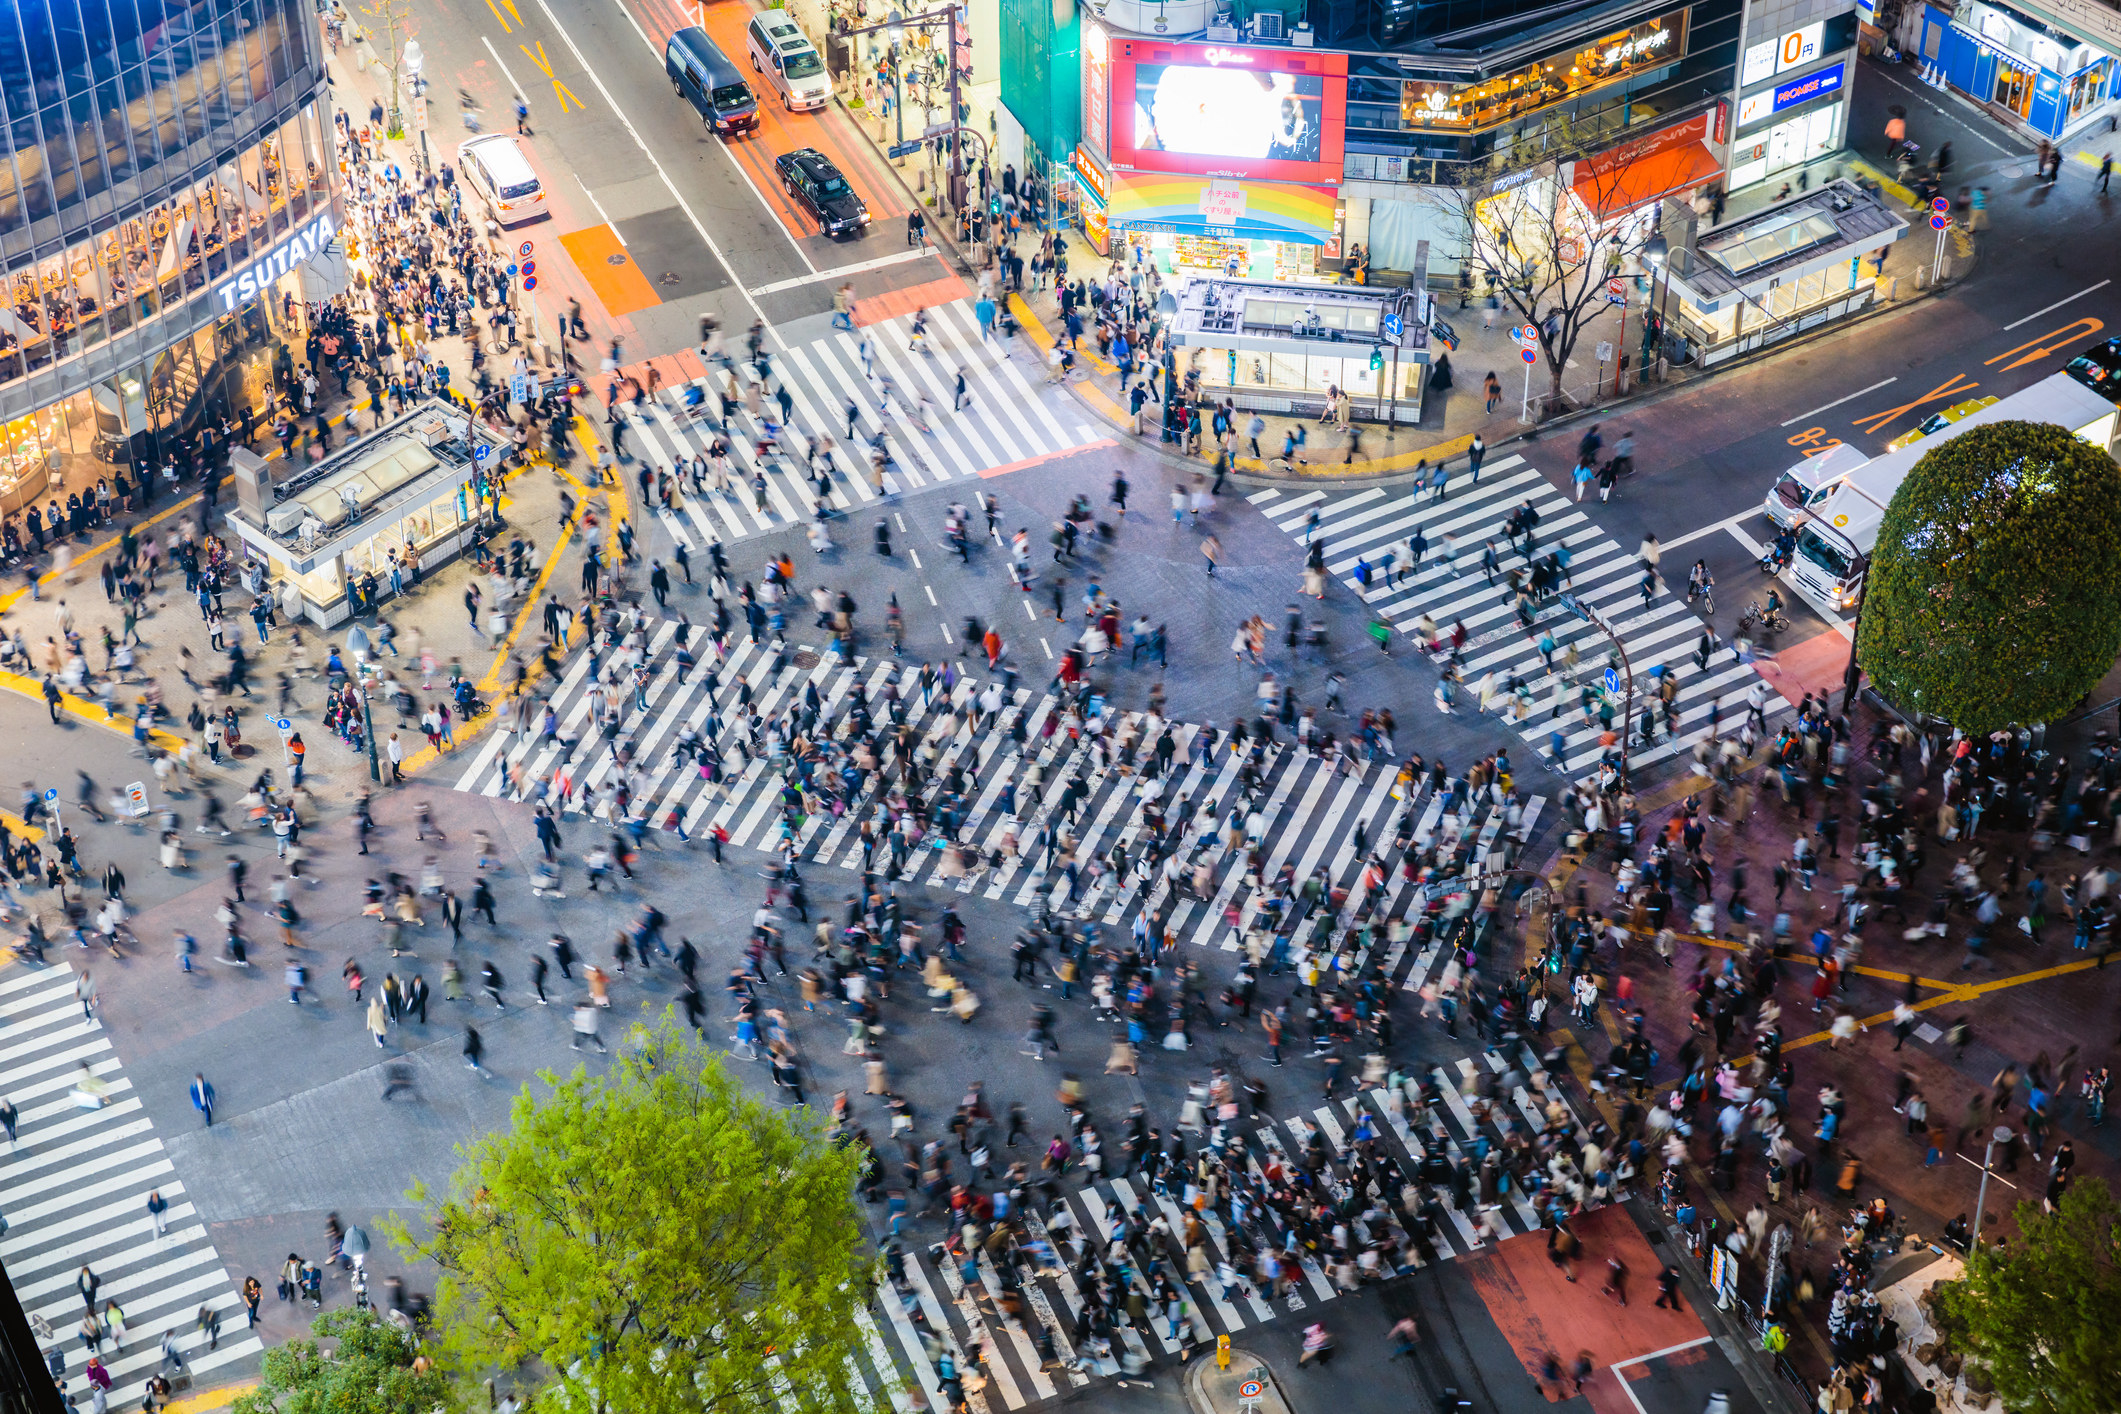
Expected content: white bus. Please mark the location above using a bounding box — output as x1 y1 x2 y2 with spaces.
1777 371 2120 610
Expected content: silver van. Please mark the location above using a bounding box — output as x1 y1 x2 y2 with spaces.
746 12 830 111
456 133 546 227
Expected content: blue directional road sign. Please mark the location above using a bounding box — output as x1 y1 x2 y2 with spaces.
1604 667 1621 695
1381 311 1403 341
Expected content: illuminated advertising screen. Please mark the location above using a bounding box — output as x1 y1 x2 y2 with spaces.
1110 41 1347 184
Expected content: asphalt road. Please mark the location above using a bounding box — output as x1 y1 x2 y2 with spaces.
409 0 958 347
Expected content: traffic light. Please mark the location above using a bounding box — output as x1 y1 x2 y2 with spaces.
1369 347 1384 371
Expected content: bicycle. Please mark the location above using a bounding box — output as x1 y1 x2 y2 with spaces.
1740 600 1790 636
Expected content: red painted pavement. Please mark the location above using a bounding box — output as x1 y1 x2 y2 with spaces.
1461 1205 1706 1403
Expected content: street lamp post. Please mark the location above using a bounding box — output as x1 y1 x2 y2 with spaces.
403 40 429 173
1970 1124 2016 1248
1643 231 1673 384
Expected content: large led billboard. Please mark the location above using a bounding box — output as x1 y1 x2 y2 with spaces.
1110 41 1347 185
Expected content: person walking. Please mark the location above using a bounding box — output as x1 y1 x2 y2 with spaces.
571 1001 607 1052
189 1073 215 1127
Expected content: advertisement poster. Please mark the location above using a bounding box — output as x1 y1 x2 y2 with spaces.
1083 22 1110 157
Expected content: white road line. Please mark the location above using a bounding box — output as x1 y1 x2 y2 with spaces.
749 248 936 296
530 0 787 324
2004 280 2113 330
1778 378 1898 427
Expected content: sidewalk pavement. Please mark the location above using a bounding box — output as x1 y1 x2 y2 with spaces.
0 43 615 806
1534 687 2121 1393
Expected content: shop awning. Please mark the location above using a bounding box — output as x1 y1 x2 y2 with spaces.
1569 111 1724 221
1108 173 1338 245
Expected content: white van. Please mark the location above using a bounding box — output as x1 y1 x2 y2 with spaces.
456 133 547 226
746 12 831 111
1763 440 1867 532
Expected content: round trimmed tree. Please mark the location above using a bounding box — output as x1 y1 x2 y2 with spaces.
1860 419 2121 731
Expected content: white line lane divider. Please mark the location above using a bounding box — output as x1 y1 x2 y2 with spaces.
527 0 789 323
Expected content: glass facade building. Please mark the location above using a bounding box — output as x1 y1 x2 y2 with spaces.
0 0 340 514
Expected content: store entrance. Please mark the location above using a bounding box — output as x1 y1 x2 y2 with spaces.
1994 61 2035 117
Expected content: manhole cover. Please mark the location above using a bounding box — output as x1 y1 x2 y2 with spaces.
606 252 629 266
791 647 822 668
659 271 681 286
2002 165 2025 178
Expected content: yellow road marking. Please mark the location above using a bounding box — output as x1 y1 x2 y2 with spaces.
163 1380 259 1414
398 416 604 778
519 41 586 114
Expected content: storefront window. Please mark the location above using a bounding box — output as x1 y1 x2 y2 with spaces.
2068 59 2114 117
1 116 334 396
1398 10 1687 134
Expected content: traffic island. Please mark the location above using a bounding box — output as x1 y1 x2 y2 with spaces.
1187 1348 1293 1414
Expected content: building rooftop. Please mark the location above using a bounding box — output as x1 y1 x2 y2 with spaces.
235 398 506 555
1168 276 1432 357
1679 178 1908 303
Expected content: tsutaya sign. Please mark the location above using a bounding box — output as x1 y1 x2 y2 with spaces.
212 210 338 313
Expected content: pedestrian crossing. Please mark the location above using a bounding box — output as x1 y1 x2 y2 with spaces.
0 963 262 1393
450 627 1548 955
1250 459 1786 779
619 300 1108 552
854 1039 1590 1408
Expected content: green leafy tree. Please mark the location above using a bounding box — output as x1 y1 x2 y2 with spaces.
1860 420 2121 731
386 1019 877 1414
231 1308 452 1414
1929 1178 2121 1414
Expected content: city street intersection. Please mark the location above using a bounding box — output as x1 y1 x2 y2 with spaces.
1 6 2119 1411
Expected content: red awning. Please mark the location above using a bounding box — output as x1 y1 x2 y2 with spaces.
1569 111 1724 221
1572 139 1724 220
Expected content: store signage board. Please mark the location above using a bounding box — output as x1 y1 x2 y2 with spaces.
1742 37 1777 86
1777 21 1823 72
213 210 339 313
1773 63 1844 112
1083 21 1111 155
1198 181 1248 223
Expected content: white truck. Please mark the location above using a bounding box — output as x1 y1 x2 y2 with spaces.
1770 372 2120 611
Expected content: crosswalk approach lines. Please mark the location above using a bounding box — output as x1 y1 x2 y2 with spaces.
855 1039 1588 1409
617 300 1106 552
0 965 262 1388
1249 460 1788 778
451 630 1550 958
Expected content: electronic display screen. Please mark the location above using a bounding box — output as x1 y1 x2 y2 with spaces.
1131 64 1325 164
1109 41 1346 184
